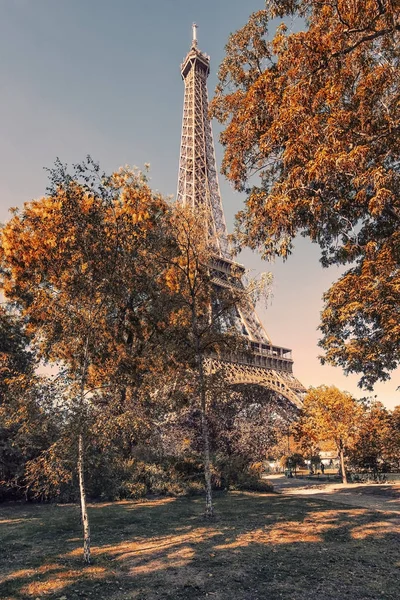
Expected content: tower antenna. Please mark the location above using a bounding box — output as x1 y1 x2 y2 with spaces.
192 22 198 46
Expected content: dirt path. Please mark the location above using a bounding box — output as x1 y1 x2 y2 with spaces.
267 474 400 515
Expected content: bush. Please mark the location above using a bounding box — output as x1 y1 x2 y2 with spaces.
120 482 147 499
231 472 274 493
88 454 206 501
14 440 275 503
213 454 274 492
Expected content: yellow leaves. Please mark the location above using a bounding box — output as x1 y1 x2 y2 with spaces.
319 230 400 386
168 308 189 327
272 25 288 56
335 145 369 174
165 267 180 294
368 188 394 216
131 210 150 225
0 161 176 379
365 240 377 259
110 165 149 188
300 385 362 449
212 0 400 271
306 147 334 179
80 193 95 214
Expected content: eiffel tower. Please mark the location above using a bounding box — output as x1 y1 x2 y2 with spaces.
177 25 305 409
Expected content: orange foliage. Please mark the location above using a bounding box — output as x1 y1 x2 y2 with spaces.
211 1 400 387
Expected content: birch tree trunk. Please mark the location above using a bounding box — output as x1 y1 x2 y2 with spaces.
339 442 348 484
192 305 214 518
198 354 214 518
78 433 91 564
78 333 91 564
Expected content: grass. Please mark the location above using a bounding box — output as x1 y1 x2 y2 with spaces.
0 491 399 599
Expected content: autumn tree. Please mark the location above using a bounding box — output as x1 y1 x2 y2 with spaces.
286 453 305 476
1 376 69 501
208 384 292 485
0 307 71 501
347 400 392 475
160 204 257 516
164 378 289 490
0 158 173 561
385 405 400 470
162 205 227 517
0 307 52 499
0 306 34 393
211 1 400 388
295 385 363 483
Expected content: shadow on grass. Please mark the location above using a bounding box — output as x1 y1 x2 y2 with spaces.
327 483 400 499
0 492 399 600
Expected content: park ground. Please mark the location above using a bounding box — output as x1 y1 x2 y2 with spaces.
0 477 399 600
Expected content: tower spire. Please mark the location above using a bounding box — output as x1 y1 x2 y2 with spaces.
192 22 198 46
177 25 229 257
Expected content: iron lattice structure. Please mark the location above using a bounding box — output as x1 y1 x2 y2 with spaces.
177 26 305 409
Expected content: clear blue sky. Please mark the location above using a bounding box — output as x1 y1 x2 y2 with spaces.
0 0 398 408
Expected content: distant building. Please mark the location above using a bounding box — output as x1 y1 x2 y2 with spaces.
320 451 339 466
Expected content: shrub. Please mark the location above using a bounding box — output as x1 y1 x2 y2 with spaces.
231 472 274 493
213 454 274 492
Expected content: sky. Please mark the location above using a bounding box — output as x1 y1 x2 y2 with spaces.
0 0 398 409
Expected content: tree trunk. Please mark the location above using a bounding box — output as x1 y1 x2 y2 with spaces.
190 283 214 518
201 408 214 517
78 433 91 564
77 333 91 564
198 352 214 518
339 443 347 484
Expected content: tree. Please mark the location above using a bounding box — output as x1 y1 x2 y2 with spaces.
385 405 400 470
288 453 305 476
0 308 61 500
348 400 392 475
211 1 400 388
0 158 173 561
162 206 227 517
295 385 363 483
161 204 256 516
2 377 70 501
0 306 34 394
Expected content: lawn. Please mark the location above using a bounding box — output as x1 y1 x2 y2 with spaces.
0 491 399 600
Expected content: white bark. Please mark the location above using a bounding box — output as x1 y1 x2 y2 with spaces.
78 433 91 564
198 344 214 518
339 442 347 484
77 333 91 564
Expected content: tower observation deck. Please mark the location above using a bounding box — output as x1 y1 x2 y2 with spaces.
176 25 305 409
